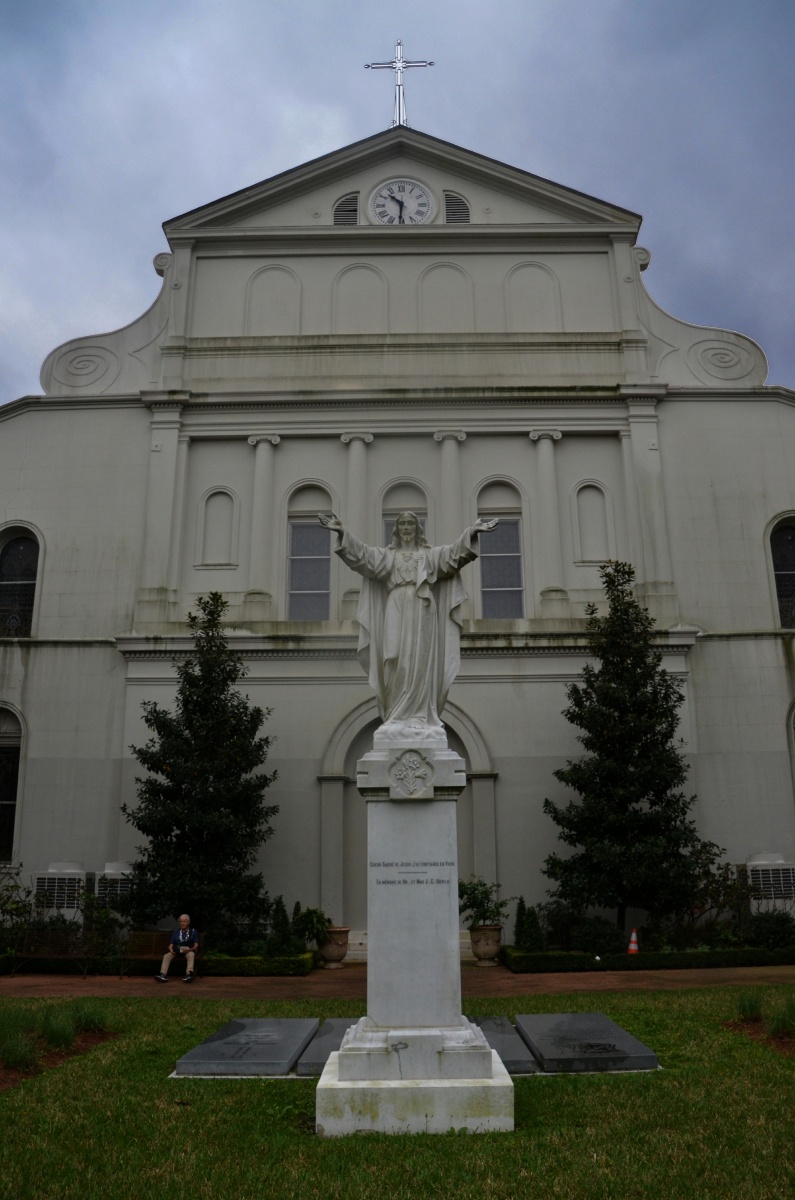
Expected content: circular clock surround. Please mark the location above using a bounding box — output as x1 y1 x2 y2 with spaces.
368 178 436 226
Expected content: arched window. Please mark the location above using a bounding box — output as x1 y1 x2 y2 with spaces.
477 482 524 618
0 535 39 637
771 522 795 627
288 486 332 620
0 709 22 861
333 194 359 225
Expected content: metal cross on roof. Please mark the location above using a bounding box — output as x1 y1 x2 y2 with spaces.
365 39 434 128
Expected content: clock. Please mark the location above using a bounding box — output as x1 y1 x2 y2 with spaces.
368 178 435 226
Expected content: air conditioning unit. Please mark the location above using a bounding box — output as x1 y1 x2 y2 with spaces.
746 854 795 905
34 862 95 911
96 862 133 905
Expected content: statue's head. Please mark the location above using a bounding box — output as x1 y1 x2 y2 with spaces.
390 511 429 549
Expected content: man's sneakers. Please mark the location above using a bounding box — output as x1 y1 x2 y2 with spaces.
154 973 168 983
183 973 195 983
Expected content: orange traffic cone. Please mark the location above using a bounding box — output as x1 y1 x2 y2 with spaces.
628 928 639 954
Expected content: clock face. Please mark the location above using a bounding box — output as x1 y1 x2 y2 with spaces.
369 178 435 226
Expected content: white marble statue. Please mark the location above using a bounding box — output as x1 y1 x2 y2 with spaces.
319 511 497 740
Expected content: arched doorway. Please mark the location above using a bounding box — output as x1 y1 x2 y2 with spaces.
320 700 495 932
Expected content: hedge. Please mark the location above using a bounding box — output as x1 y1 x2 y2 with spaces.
501 945 795 973
0 952 315 977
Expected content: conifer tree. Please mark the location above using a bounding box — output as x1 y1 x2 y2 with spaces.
543 562 722 931
121 593 277 933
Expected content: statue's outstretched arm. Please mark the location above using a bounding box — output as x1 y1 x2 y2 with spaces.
318 511 343 534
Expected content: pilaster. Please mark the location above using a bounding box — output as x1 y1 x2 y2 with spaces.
340 433 373 618
528 429 568 614
318 774 345 923
135 396 186 627
246 435 281 621
620 387 679 624
433 430 466 543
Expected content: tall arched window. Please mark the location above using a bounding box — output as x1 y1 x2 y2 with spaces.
771 521 795 627
0 535 39 637
288 486 332 620
0 709 22 861
477 482 524 618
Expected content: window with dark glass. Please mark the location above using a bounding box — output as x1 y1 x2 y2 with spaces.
479 519 524 618
288 521 331 620
771 524 795 627
0 536 39 637
0 710 21 861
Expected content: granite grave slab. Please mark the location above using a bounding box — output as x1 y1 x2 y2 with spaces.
466 1016 539 1074
295 1019 355 1077
515 1013 658 1073
174 1018 319 1077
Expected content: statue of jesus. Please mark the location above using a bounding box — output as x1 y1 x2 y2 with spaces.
319 511 497 741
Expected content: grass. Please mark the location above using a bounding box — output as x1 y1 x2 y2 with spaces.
0 989 792 1199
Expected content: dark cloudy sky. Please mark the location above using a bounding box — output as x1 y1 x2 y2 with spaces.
1 0 793 399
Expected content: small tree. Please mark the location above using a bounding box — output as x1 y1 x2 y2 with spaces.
543 561 723 931
121 593 277 935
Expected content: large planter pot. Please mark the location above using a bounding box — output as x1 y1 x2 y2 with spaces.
469 925 503 967
318 927 350 969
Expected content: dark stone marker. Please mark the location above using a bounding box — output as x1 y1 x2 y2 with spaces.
294 1018 355 1077
515 1013 658 1073
174 1018 319 1077
467 1015 539 1074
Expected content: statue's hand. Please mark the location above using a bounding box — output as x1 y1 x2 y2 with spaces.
318 512 343 532
472 516 499 535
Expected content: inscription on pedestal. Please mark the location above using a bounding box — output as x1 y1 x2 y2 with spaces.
370 858 455 888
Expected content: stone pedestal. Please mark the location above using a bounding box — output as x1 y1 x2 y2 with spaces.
316 734 514 1136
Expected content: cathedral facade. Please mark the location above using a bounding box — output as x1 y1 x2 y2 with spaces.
2 128 794 930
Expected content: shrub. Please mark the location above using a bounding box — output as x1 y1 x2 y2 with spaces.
570 916 627 956
513 898 545 952
736 990 764 1023
768 996 795 1039
458 877 514 929
39 1009 76 1050
536 899 583 950
0 1033 39 1071
747 910 795 950
68 1000 108 1034
292 907 332 948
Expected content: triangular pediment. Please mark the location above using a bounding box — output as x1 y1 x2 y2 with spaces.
163 128 641 236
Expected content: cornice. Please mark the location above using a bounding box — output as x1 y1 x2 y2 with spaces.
168 225 640 252
116 628 696 661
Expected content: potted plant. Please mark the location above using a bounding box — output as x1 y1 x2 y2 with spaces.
458 876 514 967
294 907 350 970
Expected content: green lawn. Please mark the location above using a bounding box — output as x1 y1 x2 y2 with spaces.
1 988 793 1200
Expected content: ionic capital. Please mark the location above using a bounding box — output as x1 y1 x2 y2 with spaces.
340 432 374 445
433 430 466 443
247 435 281 447
528 429 562 442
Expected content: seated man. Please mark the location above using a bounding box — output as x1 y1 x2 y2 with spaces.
155 914 200 983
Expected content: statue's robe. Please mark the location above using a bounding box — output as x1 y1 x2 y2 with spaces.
336 528 478 729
